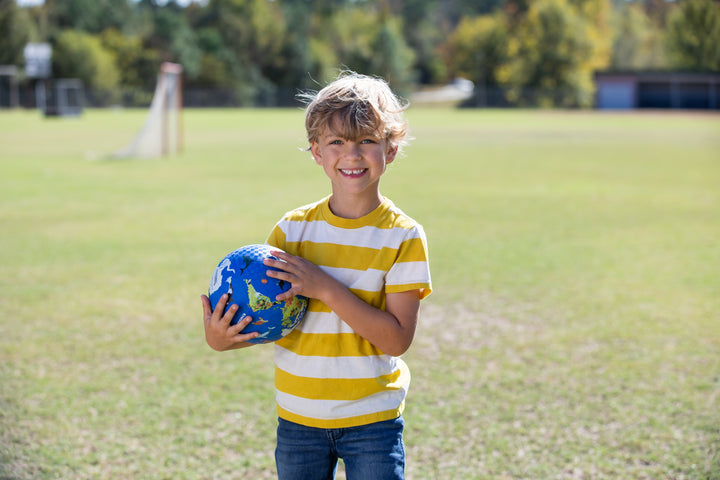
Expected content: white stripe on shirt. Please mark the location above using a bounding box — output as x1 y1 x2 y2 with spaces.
274 345 400 380
276 386 409 421
387 261 433 286
296 311 355 335
278 220 420 250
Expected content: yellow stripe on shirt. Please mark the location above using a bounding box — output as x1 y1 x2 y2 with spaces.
278 331 383 358
275 367 406 401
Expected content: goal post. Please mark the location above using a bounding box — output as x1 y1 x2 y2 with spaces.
113 62 183 159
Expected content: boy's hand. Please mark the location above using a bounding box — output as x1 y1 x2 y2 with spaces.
201 293 259 351
264 250 339 303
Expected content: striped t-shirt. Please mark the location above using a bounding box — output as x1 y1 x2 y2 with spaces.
266 195 432 429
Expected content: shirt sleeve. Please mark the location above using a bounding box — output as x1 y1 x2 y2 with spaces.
265 219 287 250
385 224 432 300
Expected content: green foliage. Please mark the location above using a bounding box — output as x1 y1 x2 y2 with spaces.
307 36 341 85
499 0 599 107
666 0 720 71
405 18 447 84
0 0 37 66
270 3 314 90
5 0 719 107
198 0 288 104
368 15 416 93
396 0 449 84
610 3 669 69
46 0 136 34
191 28 239 88
100 28 159 88
446 13 508 86
320 7 378 77
150 5 202 77
311 5 416 91
52 30 120 105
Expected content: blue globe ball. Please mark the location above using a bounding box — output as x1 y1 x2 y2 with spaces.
208 244 308 344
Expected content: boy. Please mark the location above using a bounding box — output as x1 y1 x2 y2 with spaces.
201 72 432 480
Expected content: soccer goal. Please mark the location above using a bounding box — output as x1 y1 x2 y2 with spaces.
113 62 183 159
44 78 85 117
0 65 19 108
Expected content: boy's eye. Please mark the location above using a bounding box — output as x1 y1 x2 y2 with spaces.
361 139 376 144
329 139 343 145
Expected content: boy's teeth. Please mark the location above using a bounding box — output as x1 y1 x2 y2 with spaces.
341 169 364 175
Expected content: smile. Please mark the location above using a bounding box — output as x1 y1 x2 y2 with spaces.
340 168 367 176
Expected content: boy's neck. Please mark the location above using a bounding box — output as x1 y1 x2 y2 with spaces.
328 192 383 219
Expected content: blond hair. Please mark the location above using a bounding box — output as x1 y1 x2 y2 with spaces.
300 72 410 154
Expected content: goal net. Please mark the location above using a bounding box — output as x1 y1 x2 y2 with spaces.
113 62 183 159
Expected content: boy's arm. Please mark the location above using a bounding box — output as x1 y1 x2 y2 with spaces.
201 293 260 351
264 251 421 357
329 288 421 357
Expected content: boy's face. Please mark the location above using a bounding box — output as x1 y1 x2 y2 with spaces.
310 118 398 200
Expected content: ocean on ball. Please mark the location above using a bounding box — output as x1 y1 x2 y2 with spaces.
209 244 308 344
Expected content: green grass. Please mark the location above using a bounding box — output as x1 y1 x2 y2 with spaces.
1 108 718 479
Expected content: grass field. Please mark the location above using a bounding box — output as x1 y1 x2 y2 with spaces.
0 107 718 480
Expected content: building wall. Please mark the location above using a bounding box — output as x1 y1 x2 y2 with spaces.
595 72 720 110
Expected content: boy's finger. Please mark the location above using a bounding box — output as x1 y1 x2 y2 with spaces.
210 294 228 320
221 303 239 325
267 251 295 266
230 314 252 334
266 268 292 282
269 250 287 259
263 257 282 270
201 295 212 319
275 290 296 302
234 331 260 343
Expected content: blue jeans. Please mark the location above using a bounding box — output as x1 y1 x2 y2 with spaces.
275 416 405 480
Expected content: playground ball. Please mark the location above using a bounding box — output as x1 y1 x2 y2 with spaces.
209 244 307 344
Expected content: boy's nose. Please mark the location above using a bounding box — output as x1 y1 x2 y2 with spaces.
346 143 362 159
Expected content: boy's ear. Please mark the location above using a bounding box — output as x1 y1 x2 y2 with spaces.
310 142 322 164
386 145 399 164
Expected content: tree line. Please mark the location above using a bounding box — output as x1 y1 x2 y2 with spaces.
1 0 719 108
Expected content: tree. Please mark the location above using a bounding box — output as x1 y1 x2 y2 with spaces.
197 0 288 104
368 14 416 92
7 0 694 109
666 0 720 71
313 5 415 92
569 0 612 71
0 0 38 66
320 7 378 77
190 27 241 89
100 28 159 91
610 3 668 69
148 4 202 78
43 0 136 34
497 0 599 107
445 13 509 103
271 2 314 92
52 29 120 105
399 0 448 84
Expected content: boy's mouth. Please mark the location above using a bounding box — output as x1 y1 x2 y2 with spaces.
339 168 367 177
